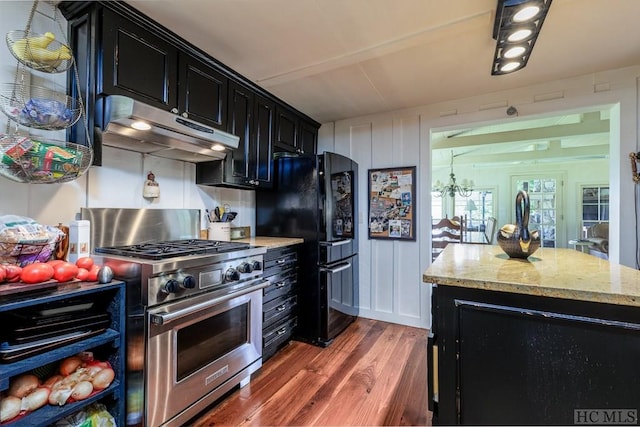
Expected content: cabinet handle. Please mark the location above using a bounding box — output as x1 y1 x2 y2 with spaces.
171 108 179 114
275 281 286 288
277 327 287 335
276 304 287 312
182 112 188 118
276 259 286 264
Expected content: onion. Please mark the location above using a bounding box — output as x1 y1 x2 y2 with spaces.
43 375 64 388
21 387 50 411
71 381 93 401
8 373 39 398
91 367 115 390
0 396 21 422
48 387 72 406
59 356 83 376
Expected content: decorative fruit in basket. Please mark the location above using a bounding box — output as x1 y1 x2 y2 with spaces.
20 262 54 284
11 32 72 66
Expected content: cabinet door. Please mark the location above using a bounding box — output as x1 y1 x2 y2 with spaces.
298 119 318 155
101 8 178 110
226 81 253 185
274 106 298 153
251 94 275 187
178 53 228 130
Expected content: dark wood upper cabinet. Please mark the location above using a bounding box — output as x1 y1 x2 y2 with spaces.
275 106 317 155
61 0 318 187
101 7 178 110
178 53 228 129
196 82 274 188
298 119 318 155
274 106 298 152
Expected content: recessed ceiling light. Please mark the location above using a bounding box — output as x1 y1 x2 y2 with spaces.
507 28 533 42
501 61 522 72
131 121 151 131
211 144 226 151
513 5 541 22
503 45 527 58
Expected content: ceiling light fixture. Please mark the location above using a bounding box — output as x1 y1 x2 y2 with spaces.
491 0 552 75
433 151 474 198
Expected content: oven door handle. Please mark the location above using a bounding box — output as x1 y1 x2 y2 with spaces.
319 262 351 274
150 278 269 326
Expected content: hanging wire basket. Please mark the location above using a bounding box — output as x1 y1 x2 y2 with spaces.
0 83 82 130
0 133 92 184
6 30 73 74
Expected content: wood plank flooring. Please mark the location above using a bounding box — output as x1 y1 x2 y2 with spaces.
191 318 432 426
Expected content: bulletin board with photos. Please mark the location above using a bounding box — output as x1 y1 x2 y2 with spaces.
368 166 416 240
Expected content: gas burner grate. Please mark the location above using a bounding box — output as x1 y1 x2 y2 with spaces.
95 239 251 260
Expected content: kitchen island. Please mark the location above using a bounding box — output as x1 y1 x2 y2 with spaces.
423 244 640 425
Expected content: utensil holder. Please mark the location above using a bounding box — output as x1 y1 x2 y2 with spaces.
207 222 231 242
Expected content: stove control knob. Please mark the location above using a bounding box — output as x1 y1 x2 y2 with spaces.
237 262 253 273
225 268 240 281
162 279 180 294
181 275 196 289
251 260 262 271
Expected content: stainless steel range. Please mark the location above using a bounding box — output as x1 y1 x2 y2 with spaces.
82 208 268 427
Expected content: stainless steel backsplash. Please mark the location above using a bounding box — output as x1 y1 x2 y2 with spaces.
81 208 200 250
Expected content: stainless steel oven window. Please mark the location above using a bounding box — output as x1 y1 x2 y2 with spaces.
176 303 249 381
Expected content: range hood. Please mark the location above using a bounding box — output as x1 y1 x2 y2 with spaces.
97 95 240 163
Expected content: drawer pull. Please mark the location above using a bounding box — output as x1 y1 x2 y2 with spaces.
276 259 286 264
277 327 287 335
276 304 287 312
275 281 286 288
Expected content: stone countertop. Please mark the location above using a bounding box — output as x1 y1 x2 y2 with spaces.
237 236 303 249
423 244 640 307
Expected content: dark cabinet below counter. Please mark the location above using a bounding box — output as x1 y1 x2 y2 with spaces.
424 245 640 425
261 245 299 362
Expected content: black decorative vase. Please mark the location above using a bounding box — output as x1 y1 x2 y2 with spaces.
497 190 541 259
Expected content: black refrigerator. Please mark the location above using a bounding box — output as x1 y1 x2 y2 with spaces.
256 152 359 346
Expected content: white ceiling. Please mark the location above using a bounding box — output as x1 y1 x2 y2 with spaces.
126 0 640 125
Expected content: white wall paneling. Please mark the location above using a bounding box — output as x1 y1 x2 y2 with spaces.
321 65 640 330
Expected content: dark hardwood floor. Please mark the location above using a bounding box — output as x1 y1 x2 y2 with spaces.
191 318 432 426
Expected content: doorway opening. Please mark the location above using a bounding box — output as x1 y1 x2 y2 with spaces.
430 107 611 250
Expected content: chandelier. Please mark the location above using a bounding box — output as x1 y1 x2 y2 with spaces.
433 151 474 198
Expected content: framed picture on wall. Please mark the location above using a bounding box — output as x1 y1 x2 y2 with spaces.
368 166 416 240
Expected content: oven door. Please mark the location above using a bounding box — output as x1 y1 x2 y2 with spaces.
146 278 268 427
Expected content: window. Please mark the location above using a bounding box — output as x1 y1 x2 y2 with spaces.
455 190 494 232
432 190 494 232
581 186 609 232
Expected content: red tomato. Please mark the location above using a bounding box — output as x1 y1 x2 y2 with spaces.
87 264 101 282
0 265 6 283
20 263 54 284
5 265 23 282
76 267 90 281
47 260 65 267
53 262 79 283
75 257 94 270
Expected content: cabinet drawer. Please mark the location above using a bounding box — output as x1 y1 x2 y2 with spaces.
263 316 297 361
263 295 297 329
263 270 297 304
263 247 298 274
